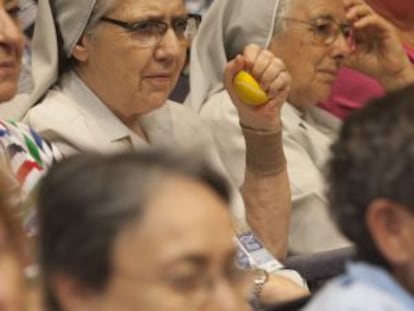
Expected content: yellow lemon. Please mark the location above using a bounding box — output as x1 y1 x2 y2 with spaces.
233 70 269 106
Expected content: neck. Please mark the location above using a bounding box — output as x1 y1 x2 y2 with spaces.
74 68 148 141
393 266 414 296
124 117 148 141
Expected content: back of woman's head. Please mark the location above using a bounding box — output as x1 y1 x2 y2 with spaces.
328 84 414 266
38 150 230 311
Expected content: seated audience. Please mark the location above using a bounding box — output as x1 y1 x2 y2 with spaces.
320 0 414 119
38 151 309 311
22 0 292 263
303 85 414 311
186 0 414 253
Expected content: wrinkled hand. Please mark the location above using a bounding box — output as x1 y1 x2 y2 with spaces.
260 274 310 306
224 44 291 131
344 0 414 89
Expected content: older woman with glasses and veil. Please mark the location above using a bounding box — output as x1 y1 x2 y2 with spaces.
185 0 414 254
6 0 309 304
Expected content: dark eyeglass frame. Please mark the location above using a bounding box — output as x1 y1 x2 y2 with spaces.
279 17 352 45
100 14 202 47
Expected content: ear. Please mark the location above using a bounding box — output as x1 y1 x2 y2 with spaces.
71 35 90 62
52 274 98 311
367 198 414 266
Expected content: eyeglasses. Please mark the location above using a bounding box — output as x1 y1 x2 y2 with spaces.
100 14 202 48
279 17 352 46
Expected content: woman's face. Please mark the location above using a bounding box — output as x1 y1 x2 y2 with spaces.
74 0 187 124
270 0 350 110
0 0 24 103
58 177 252 311
0 220 26 311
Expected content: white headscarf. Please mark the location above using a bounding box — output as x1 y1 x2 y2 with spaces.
29 0 96 109
186 0 282 112
0 0 97 119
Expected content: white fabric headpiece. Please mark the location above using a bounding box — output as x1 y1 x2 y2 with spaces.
186 0 281 112
28 0 96 108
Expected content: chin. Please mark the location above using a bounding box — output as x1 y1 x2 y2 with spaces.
0 84 17 103
314 85 333 103
145 93 170 113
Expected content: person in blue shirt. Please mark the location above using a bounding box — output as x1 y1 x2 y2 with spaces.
303 85 414 311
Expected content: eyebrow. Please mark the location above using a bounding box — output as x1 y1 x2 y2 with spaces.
168 254 209 267
165 248 238 268
130 13 189 23
318 14 334 19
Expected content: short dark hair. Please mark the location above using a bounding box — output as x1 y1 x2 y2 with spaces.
38 150 230 311
328 84 414 267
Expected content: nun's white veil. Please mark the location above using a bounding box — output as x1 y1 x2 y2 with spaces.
187 0 282 111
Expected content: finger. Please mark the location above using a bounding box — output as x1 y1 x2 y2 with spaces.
352 14 389 31
249 49 275 82
259 58 286 91
224 55 246 92
268 71 291 99
346 4 373 24
343 0 365 10
242 44 262 70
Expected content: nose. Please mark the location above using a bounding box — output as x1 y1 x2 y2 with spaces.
331 30 351 61
154 27 185 61
0 11 24 53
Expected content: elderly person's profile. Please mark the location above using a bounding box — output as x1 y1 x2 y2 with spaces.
38 150 307 311
186 0 414 253
320 0 414 120
303 85 414 311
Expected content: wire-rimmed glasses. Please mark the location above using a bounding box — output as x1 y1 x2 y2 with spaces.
280 17 352 45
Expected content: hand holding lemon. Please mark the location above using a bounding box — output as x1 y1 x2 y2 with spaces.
224 44 291 131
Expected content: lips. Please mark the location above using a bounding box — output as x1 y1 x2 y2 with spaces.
317 68 339 83
318 68 338 76
144 73 174 87
145 73 172 79
0 61 18 76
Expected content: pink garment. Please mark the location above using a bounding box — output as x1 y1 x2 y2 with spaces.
320 44 414 120
366 0 414 21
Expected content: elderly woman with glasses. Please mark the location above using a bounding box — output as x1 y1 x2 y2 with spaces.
17 0 301 289
186 0 414 254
